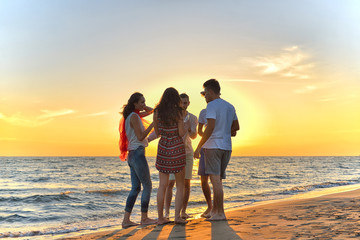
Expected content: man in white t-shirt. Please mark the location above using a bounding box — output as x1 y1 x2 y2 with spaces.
194 79 239 221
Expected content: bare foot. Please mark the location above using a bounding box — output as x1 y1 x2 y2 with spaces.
157 217 171 225
201 212 212 218
181 212 191 219
141 218 157 225
174 218 188 224
205 214 226 221
122 220 138 228
201 208 213 218
164 212 170 219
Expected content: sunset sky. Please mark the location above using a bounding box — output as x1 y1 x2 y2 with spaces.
1 0 359 156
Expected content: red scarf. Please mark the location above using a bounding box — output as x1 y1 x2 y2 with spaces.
119 110 151 161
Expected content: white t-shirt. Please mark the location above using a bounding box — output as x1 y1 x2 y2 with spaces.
203 98 237 151
125 112 148 150
183 112 197 154
198 109 207 125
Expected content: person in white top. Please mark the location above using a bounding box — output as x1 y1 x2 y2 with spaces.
120 92 157 228
164 93 198 219
194 79 239 221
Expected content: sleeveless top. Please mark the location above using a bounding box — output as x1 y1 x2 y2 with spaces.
156 118 186 173
125 112 148 151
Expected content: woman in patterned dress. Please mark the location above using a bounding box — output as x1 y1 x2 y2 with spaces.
153 87 187 224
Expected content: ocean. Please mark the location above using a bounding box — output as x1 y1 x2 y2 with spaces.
1 156 360 239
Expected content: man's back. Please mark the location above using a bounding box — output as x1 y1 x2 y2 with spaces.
203 98 237 151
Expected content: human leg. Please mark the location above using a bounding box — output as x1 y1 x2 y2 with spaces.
131 147 156 225
199 148 212 217
208 174 226 221
200 175 212 217
181 153 193 218
203 149 227 221
174 169 186 224
122 157 141 228
164 179 175 218
157 172 170 224
181 179 191 219
122 211 138 228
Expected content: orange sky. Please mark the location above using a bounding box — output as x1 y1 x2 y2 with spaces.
1 1 360 156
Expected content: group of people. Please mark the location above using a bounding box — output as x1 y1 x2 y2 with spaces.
119 79 239 227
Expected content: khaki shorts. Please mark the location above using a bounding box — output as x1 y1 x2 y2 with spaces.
204 148 232 179
169 153 193 180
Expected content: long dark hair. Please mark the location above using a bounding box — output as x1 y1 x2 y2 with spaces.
121 92 143 120
155 87 182 126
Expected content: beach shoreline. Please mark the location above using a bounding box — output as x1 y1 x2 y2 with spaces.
57 185 360 239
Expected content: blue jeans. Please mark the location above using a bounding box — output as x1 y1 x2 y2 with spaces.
125 146 152 213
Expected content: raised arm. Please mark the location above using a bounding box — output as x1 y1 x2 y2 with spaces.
138 106 153 118
130 114 154 141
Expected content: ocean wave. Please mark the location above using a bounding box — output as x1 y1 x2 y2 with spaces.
0 220 118 239
280 180 358 195
85 189 128 196
0 194 79 203
29 176 51 182
0 214 28 223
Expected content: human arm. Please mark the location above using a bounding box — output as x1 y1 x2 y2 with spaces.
178 113 186 137
188 115 198 139
153 110 160 137
147 131 158 142
231 119 240 137
193 118 215 158
198 123 205 137
130 114 154 141
138 106 154 118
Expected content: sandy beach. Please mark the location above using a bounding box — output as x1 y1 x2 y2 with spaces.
57 186 360 239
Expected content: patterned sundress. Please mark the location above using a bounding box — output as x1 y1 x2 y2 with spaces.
156 118 186 173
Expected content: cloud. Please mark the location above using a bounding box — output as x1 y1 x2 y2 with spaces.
252 46 314 80
0 113 53 127
0 109 76 127
318 97 336 102
77 111 109 118
284 46 299 51
38 109 76 119
222 79 263 83
294 85 318 94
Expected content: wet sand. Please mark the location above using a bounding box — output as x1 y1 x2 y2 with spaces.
60 188 360 239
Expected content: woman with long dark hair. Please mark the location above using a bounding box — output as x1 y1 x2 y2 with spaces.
119 92 156 228
153 87 187 224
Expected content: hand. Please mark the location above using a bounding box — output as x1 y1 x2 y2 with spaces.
194 148 201 159
184 121 190 131
144 106 153 113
